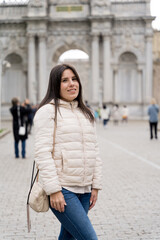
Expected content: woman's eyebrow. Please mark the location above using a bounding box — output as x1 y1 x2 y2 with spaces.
62 75 76 80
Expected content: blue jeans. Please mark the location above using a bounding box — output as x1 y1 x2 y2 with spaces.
49 188 98 240
103 119 109 126
14 140 26 158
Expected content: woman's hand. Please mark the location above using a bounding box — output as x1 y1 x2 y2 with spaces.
50 191 67 212
89 189 98 210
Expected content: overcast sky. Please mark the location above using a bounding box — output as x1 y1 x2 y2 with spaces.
150 0 160 30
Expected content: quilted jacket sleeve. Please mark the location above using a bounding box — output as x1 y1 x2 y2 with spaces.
34 104 62 195
92 123 102 190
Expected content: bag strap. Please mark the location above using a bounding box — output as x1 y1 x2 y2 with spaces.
27 161 39 204
27 113 57 205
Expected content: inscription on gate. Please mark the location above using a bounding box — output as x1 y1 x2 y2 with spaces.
56 5 83 12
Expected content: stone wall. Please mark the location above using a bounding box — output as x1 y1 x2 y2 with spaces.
153 31 160 106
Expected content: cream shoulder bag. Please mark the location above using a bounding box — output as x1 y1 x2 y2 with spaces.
27 113 57 232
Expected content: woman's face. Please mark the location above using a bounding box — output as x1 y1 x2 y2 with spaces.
60 69 79 102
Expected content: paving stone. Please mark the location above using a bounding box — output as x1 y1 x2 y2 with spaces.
0 121 160 239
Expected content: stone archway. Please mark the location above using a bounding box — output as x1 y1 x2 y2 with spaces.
114 52 142 103
52 43 89 65
2 53 27 104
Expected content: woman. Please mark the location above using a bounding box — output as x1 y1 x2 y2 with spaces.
121 105 129 123
100 104 110 128
34 64 102 240
112 104 120 125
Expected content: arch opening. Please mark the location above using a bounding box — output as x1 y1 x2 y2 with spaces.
59 49 89 62
115 52 141 103
2 53 27 104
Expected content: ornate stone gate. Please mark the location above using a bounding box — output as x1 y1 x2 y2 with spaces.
0 0 154 118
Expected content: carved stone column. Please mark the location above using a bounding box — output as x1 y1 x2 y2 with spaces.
113 66 118 103
139 66 146 116
103 34 112 103
141 66 146 103
91 34 99 104
137 68 142 103
28 34 36 104
145 34 153 102
38 34 47 102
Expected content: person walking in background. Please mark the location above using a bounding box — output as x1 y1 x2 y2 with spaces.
24 98 34 134
85 100 90 109
94 109 99 123
10 98 30 158
100 104 110 128
148 98 159 140
112 104 120 125
34 64 102 240
121 105 129 123
97 107 101 122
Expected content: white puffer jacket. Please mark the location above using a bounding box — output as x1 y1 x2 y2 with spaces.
34 99 102 195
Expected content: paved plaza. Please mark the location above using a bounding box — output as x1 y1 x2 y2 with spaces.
0 120 160 240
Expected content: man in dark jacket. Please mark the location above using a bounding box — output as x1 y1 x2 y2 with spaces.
10 97 31 158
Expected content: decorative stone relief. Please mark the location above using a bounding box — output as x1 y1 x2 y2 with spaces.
2 38 10 50
28 0 47 17
9 37 19 51
28 0 45 7
92 0 109 7
17 37 27 49
47 36 56 48
64 36 75 46
48 22 89 33
133 35 145 54
91 0 110 15
92 21 112 35
120 52 137 63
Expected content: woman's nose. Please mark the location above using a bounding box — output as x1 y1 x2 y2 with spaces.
69 79 74 85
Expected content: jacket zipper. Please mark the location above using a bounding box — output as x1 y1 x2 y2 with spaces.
70 103 86 184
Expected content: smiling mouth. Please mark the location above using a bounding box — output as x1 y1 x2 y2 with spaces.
67 89 76 92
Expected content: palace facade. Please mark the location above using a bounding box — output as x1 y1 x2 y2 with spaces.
0 0 154 118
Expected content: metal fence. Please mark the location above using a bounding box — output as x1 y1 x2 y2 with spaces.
111 0 145 2
0 0 29 5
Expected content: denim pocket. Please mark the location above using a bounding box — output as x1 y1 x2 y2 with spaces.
61 188 76 200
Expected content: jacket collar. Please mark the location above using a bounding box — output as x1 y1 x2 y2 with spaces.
50 99 78 109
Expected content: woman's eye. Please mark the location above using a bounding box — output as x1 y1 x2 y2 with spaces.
62 79 67 82
72 78 77 81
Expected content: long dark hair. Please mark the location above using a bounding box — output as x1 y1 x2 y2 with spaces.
38 64 94 123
